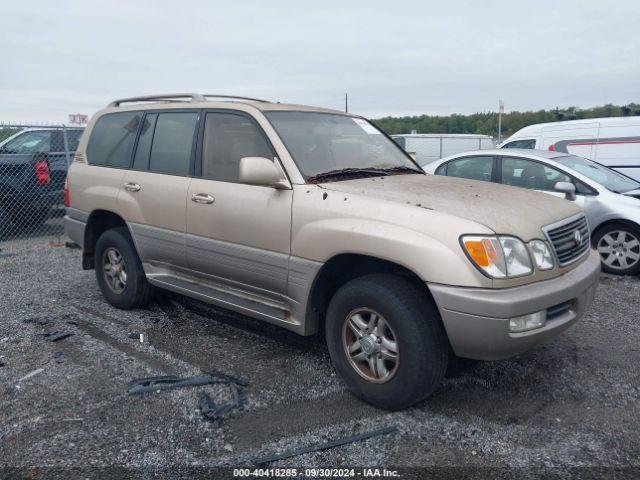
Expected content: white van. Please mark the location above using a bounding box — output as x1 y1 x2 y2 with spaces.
499 117 640 181
392 134 494 165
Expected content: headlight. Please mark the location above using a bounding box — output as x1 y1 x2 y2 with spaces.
462 235 533 278
529 240 554 270
500 236 533 277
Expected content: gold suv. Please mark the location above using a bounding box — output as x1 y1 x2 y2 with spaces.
65 94 600 410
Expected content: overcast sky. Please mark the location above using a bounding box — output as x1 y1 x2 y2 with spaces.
1 0 638 123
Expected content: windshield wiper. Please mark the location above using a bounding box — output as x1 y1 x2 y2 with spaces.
307 168 391 183
379 166 423 175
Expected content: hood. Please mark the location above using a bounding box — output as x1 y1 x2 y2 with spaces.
319 174 582 240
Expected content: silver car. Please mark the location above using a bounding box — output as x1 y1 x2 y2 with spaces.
423 149 640 275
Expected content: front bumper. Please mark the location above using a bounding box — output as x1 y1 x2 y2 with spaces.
429 250 601 360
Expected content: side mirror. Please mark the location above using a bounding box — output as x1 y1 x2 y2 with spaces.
555 181 576 201
239 157 288 189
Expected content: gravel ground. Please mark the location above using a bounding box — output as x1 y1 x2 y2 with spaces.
0 237 639 478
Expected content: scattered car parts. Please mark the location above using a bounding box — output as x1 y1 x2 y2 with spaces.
254 426 397 465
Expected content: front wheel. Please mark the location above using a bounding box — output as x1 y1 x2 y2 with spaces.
594 223 640 276
325 274 449 410
95 227 154 309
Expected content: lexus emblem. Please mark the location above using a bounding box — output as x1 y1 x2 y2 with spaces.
574 230 582 245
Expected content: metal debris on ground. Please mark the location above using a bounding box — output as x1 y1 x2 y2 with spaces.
64 241 81 249
128 331 145 343
127 371 248 395
44 331 74 342
128 371 248 421
254 426 398 465
23 317 51 326
198 384 247 423
17 368 45 383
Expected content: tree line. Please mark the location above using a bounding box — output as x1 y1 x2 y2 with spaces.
371 103 640 138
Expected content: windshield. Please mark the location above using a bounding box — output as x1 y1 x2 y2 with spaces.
265 111 421 180
554 155 640 193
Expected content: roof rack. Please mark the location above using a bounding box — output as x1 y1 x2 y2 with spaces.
203 94 270 103
107 93 270 108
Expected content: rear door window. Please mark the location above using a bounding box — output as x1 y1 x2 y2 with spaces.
87 112 142 167
502 139 536 149
442 156 494 182
3 130 51 154
148 112 199 176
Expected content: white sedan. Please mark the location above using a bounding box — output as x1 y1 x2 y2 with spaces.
423 149 640 275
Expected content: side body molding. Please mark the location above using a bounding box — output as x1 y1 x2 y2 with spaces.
127 221 323 335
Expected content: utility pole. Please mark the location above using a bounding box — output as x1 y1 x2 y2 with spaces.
498 99 504 143
345 93 348 113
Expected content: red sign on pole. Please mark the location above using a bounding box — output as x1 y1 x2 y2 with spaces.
68 114 88 125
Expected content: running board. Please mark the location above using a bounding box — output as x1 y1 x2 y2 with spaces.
145 273 299 329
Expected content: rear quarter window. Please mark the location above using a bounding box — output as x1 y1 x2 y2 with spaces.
86 112 142 167
435 163 447 175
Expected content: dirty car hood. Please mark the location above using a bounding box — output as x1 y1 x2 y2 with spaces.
320 174 581 240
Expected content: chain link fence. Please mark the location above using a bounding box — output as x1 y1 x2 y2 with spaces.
0 123 84 243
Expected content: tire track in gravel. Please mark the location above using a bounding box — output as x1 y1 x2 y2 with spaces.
71 303 180 375
144 300 395 453
70 299 392 455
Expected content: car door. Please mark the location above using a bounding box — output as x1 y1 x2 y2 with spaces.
185 110 292 297
117 110 199 271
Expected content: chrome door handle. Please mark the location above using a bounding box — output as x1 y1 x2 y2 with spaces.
191 193 215 204
124 182 141 192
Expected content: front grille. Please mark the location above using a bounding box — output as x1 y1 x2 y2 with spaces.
543 214 590 267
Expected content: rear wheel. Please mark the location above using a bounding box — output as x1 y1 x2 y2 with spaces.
325 274 449 410
594 223 640 276
95 227 154 309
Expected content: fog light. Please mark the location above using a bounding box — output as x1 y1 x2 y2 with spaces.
509 311 547 332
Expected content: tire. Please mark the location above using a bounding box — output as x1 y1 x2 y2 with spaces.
593 223 640 276
325 274 449 410
94 227 154 309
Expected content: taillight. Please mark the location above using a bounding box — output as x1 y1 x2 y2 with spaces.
548 144 555 151
64 177 70 207
35 160 51 186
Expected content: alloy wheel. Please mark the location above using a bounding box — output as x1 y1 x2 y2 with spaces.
102 247 127 293
342 308 399 384
597 230 640 271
